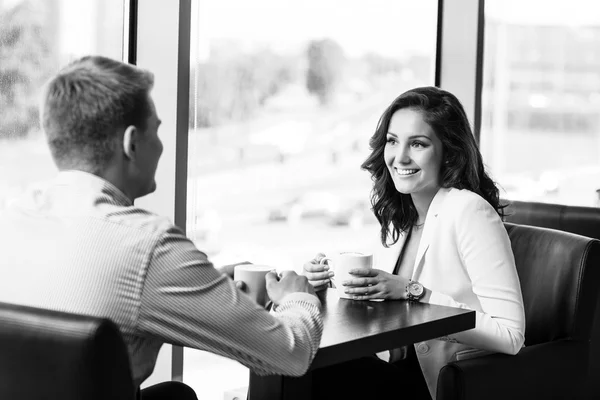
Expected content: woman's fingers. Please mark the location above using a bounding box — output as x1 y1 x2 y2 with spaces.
341 276 377 287
344 284 375 294
309 278 331 288
306 270 334 281
349 294 372 300
304 262 329 273
348 267 378 277
313 252 326 262
344 284 380 300
303 253 334 286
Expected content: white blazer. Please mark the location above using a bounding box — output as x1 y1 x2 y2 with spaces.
373 187 526 399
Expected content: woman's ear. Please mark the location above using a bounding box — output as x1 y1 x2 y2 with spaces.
123 125 137 160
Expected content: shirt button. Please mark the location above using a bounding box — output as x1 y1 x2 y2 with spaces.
417 342 430 354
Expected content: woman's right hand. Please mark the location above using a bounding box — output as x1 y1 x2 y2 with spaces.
302 253 335 291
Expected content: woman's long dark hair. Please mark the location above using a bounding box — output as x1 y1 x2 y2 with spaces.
361 86 504 247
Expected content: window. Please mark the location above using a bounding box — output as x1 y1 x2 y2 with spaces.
480 0 600 206
0 0 124 210
184 0 438 398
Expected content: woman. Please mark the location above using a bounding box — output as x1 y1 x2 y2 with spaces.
304 86 525 399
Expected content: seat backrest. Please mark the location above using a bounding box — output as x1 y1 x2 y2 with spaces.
0 302 135 400
505 223 600 346
504 200 600 240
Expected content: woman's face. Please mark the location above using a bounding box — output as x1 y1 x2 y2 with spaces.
383 108 443 199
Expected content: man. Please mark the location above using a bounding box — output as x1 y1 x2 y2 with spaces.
0 56 323 399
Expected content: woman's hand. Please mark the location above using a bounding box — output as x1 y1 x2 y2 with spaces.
342 268 409 300
302 253 334 291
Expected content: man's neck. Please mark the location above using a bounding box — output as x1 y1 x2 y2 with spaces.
89 166 137 203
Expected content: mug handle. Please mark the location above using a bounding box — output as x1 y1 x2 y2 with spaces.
319 257 332 266
319 257 335 288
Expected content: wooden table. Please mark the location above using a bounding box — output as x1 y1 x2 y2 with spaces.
248 288 475 400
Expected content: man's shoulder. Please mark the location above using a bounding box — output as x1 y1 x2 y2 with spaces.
101 204 181 237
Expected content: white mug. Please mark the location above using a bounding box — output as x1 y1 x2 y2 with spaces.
320 252 373 299
234 264 272 307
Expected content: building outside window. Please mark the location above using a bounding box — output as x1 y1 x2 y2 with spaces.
481 0 600 206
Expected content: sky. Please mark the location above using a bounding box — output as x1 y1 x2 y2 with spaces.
193 0 439 59
3 0 600 61
191 0 600 61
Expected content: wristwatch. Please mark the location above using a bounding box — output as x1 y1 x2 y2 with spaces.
406 280 425 301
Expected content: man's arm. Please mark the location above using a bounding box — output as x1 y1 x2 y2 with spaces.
137 227 323 376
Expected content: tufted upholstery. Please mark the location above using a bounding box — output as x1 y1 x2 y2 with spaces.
0 301 135 400
436 223 600 400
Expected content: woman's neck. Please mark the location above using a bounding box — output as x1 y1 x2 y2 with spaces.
410 187 441 225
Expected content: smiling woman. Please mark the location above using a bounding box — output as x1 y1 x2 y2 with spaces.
362 86 504 243
304 86 525 400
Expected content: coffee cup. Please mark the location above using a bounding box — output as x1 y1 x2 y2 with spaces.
320 252 373 299
233 264 272 307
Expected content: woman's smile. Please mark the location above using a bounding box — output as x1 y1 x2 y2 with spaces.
393 167 420 177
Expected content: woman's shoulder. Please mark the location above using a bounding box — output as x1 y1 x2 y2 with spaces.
444 187 496 214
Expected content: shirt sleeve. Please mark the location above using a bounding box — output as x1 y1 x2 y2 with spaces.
137 226 323 377
427 197 526 355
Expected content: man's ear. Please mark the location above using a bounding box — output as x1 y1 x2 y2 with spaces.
123 125 138 160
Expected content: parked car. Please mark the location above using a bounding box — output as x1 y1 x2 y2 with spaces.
328 199 377 229
268 191 341 225
268 191 377 228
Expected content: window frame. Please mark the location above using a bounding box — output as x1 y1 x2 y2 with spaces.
131 0 483 384
130 0 191 385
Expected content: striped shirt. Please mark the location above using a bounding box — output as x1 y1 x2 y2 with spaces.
0 171 323 387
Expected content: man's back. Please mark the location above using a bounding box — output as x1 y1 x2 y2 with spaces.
0 171 323 387
0 171 173 385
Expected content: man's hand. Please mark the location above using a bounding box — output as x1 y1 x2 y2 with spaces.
266 270 316 306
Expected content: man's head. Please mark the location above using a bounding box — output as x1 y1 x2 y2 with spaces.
41 55 163 200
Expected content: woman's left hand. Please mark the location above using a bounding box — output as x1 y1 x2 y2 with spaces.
342 268 409 300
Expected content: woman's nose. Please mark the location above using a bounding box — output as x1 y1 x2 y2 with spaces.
394 145 411 165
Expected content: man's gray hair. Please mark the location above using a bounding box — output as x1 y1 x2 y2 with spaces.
41 55 154 173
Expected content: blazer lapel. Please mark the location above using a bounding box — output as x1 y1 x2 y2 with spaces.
411 188 451 280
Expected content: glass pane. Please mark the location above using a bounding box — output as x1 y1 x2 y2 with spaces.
185 0 438 398
481 0 600 206
0 0 124 209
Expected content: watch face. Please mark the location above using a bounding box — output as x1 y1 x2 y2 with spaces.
409 282 424 296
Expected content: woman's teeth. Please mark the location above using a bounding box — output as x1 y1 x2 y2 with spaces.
396 169 418 176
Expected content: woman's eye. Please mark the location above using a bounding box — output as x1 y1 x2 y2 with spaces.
412 141 427 148
386 137 396 144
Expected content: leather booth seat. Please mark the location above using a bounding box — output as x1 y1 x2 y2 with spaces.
0 301 135 400
436 223 600 400
503 200 600 398
503 199 600 240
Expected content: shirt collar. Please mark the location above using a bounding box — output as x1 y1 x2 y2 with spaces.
54 170 133 207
